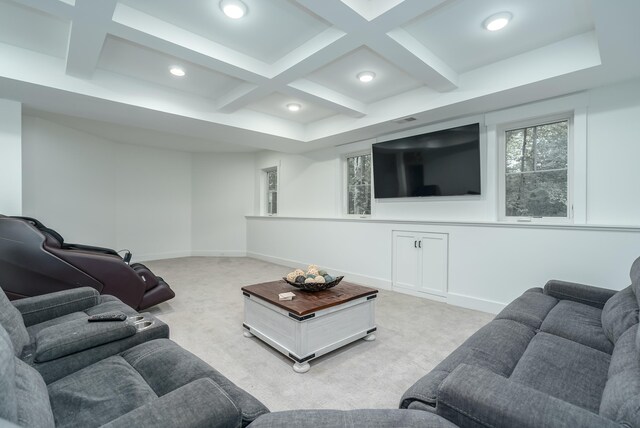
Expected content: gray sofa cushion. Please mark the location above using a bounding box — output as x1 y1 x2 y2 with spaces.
600 325 640 425
400 319 535 409
494 288 558 329
540 300 613 354
14 359 55 428
101 378 242 428
12 288 101 327
0 291 29 357
248 409 459 428
120 339 268 426
601 286 639 344
0 328 18 423
34 317 137 362
510 332 610 413
48 355 158 428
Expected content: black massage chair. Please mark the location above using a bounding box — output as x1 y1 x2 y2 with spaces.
0 215 174 310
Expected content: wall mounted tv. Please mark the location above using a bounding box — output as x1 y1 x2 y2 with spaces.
372 123 481 199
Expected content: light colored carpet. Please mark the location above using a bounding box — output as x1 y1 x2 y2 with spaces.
143 257 494 412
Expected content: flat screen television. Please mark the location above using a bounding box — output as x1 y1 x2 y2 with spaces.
372 123 481 198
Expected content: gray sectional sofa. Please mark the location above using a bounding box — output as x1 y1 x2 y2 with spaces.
3 257 640 427
401 257 640 427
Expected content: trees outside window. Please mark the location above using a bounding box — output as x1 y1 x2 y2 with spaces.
265 168 277 215
346 153 371 215
504 119 569 218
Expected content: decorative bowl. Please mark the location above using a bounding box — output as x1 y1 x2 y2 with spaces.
282 276 344 292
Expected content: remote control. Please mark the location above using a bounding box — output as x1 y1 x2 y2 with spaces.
87 313 127 322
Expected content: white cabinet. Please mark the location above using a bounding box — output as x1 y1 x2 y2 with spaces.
392 231 448 299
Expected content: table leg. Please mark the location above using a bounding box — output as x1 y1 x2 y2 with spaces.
293 362 310 373
363 333 376 341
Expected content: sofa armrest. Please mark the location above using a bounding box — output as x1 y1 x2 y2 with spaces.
100 378 242 428
437 364 618 428
12 287 101 326
248 410 458 428
35 316 136 362
543 280 617 309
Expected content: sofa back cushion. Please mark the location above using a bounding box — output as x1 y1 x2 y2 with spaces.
599 325 640 426
0 324 54 428
0 327 18 423
0 291 29 357
601 286 639 344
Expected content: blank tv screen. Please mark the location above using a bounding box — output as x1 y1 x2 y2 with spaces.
372 123 481 198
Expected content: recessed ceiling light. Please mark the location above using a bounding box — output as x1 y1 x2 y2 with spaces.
286 103 301 112
169 66 185 77
357 71 376 83
220 0 247 19
483 12 512 31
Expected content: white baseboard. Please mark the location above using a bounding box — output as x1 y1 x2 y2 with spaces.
191 250 247 257
446 292 506 314
246 251 392 290
133 251 192 263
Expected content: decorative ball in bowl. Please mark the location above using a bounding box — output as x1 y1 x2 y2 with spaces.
282 265 344 292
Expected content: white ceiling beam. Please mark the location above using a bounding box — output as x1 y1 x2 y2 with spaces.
380 29 458 91
295 0 457 91
369 0 452 31
65 0 117 78
285 80 367 117
217 83 272 113
111 4 270 80
10 0 74 19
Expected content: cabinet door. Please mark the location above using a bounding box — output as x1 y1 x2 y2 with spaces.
419 233 448 296
392 232 420 291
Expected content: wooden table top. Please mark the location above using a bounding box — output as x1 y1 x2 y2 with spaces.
241 280 378 316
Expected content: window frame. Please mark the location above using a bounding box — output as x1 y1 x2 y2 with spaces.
498 113 574 223
343 150 373 217
264 166 278 216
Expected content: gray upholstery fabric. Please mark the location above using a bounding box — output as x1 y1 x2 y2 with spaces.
14 359 55 428
510 332 610 413
248 410 458 428
540 300 613 354
0 291 29 357
543 279 617 309
85 301 138 317
601 286 639 343
630 256 640 284
35 317 136 362
400 319 535 409
494 288 558 329
120 339 269 426
48 355 158 428
437 364 620 428
600 325 640 425
101 378 242 428
30 315 169 384
0 328 17 423
12 287 100 327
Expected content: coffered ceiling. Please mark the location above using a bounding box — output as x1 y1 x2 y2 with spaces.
0 0 639 152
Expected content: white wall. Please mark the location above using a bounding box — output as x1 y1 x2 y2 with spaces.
22 116 192 261
0 99 22 215
586 81 640 225
247 217 640 312
246 79 640 313
191 152 255 255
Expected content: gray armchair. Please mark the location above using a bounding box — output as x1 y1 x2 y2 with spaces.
0 324 269 427
0 287 168 383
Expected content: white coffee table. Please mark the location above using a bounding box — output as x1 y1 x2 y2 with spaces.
241 280 377 373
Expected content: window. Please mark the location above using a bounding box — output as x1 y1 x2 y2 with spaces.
345 153 371 215
265 167 277 215
502 118 570 219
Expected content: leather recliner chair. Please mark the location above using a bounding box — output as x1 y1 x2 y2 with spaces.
0 215 175 310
